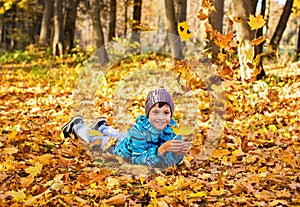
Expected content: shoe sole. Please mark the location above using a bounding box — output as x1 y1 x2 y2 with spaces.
61 115 83 138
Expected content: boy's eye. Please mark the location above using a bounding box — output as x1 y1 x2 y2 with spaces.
164 111 170 115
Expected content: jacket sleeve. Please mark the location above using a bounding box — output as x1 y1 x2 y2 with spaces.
126 126 167 168
128 127 185 168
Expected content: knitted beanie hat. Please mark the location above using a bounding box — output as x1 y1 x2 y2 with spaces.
145 89 174 117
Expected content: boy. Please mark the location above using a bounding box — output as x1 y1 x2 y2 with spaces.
62 89 189 169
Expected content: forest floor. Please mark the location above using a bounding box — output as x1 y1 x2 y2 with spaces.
0 54 299 206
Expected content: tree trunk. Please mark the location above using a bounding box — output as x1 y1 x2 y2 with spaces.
39 0 54 46
230 0 258 82
124 0 128 36
165 0 183 59
207 0 224 59
131 0 142 43
64 0 80 52
176 0 187 22
52 0 64 56
270 0 294 51
255 0 267 80
108 0 116 41
296 17 300 60
91 0 109 65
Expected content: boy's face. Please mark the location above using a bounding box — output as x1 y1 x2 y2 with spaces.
148 103 171 131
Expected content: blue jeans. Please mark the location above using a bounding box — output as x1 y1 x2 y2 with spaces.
73 123 126 153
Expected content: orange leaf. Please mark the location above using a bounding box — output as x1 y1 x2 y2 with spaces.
251 34 266 46
241 136 254 153
198 9 209 20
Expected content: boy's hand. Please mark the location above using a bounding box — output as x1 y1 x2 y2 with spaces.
175 142 189 156
158 140 188 156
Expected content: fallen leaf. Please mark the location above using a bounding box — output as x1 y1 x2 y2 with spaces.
4 147 18 155
7 190 26 202
25 162 43 177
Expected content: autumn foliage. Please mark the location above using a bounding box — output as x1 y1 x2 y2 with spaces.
0 49 299 206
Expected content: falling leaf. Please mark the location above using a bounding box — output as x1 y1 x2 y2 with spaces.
198 9 209 20
7 190 26 202
251 34 266 46
25 162 43 177
177 21 193 41
248 14 266 30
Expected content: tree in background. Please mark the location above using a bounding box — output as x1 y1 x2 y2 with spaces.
207 0 224 59
52 0 64 57
131 0 142 44
64 0 80 52
91 0 109 65
39 0 53 46
230 0 258 82
270 0 294 51
108 0 116 41
165 0 183 59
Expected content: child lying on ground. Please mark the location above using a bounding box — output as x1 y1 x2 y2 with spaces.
62 89 189 169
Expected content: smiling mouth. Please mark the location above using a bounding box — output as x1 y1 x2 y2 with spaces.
156 122 165 125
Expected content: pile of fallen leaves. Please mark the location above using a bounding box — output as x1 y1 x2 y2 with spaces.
0 55 299 206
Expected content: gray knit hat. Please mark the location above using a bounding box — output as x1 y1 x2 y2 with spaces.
145 89 174 117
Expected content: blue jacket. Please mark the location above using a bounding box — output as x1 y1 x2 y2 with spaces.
113 115 184 169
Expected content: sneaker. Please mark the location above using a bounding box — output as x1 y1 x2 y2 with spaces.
90 117 107 131
61 115 84 138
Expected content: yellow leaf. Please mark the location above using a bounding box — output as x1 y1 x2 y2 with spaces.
149 189 157 198
103 136 118 151
25 162 43 177
140 176 145 185
248 14 266 30
88 129 102 137
20 176 34 188
8 128 17 139
7 190 26 202
210 188 224 196
177 21 193 41
172 124 194 136
156 176 166 186
186 191 207 198
38 154 53 165
4 147 18 155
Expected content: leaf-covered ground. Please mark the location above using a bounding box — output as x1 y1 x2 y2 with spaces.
0 56 299 206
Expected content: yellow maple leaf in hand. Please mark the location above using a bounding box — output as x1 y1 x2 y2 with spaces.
172 124 194 136
248 14 266 30
177 21 193 41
